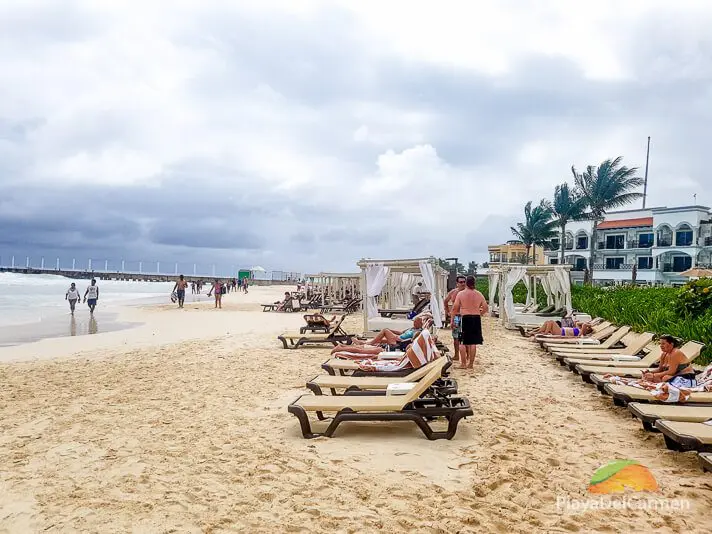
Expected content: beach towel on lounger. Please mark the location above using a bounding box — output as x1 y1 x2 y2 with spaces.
606 365 712 403
357 329 438 372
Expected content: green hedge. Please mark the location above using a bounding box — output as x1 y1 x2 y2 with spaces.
475 276 711 364
571 285 712 365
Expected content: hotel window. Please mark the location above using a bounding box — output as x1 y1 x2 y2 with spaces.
638 233 654 248
605 234 625 249
605 257 624 269
672 255 692 272
675 226 693 246
576 236 588 250
637 257 653 270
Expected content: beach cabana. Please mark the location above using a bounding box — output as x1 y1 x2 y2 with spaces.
495 265 575 329
357 257 448 333
303 272 361 304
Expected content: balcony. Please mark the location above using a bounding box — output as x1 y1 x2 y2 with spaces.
656 238 672 247
627 240 653 249
597 242 625 250
592 263 634 271
704 237 712 246
575 243 588 250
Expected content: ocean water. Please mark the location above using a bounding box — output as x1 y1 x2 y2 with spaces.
0 272 173 328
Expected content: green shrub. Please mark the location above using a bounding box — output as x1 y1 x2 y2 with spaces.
572 285 711 365
674 278 712 317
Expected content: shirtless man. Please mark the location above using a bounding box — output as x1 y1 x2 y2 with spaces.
444 275 467 356
173 274 188 308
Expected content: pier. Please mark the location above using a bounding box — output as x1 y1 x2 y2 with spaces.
0 256 301 284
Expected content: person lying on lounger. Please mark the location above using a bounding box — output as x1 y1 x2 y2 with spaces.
527 320 593 339
640 335 695 386
331 317 424 353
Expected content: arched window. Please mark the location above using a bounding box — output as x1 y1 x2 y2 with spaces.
657 225 673 247
675 224 693 246
575 232 588 250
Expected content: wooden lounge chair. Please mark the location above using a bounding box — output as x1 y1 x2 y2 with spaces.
287 358 473 440
585 341 705 388
654 420 712 452
262 298 297 312
321 298 362 314
300 314 339 334
552 332 653 362
628 403 712 432
603 383 712 407
277 315 354 349
539 324 619 349
306 358 456 395
698 452 712 472
322 353 451 377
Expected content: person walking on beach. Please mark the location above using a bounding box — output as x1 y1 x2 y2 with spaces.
173 274 188 308
443 275 467 357
243 278 249 293
451 275 488 369
83 279 99 314
65 282 81 315
208 279 223 308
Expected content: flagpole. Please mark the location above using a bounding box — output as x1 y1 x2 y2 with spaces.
642 136 650 209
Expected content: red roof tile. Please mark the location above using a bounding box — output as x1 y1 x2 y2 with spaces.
597 217 653 230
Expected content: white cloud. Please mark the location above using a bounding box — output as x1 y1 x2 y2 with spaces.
1 0 712 271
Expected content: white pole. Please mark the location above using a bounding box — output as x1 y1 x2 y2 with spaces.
40 257 45 269
88 259 92 271
193 263 196 276
174 262 178 275
105 259 108 271
157 261 160 274
72 258 76 270
139 261 142 273
26 256 30 268
11 255 15 268
56 257 60 270
121 259 125 272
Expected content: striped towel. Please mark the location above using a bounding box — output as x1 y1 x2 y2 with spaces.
357 329 439 372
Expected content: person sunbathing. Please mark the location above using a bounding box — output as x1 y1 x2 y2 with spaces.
641 335 695 387
527 320 593 339
331 317 424 353
276 292 291 311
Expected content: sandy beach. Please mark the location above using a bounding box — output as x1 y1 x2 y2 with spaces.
2 285 712 533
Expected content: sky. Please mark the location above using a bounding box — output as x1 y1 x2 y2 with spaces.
1 0 711 277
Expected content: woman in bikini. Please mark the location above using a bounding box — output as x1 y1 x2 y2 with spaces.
641 335 695 387
527 320 593 338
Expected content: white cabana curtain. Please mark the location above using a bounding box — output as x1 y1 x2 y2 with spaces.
504 266 527 320
522 275 531 305
419 261 443 327
488 271 499 308
365 264 390 318
546 271 561 309
539 275 553 306
554 268 573 315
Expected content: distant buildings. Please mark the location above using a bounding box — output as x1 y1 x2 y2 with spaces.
488 240 547 266
543 205 712 285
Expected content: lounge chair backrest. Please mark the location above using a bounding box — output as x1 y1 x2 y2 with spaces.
600 326 631 348
625 332 655 354
327 314 347 334
639 344 662 365
592 321 612 333
592 325 617 340
402 357 448 405
681 341 706 362
291 299 301 309
619 332 638 346
403 357 443 382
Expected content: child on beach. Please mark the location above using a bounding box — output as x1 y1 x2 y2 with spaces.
65 282 80 315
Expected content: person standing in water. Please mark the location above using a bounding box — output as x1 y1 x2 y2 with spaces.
173 274 188 308
83 279 100 314
65 282 81 315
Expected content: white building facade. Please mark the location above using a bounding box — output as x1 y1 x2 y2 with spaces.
544 205 712 285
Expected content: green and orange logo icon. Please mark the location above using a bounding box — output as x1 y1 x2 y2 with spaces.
588 460 659 494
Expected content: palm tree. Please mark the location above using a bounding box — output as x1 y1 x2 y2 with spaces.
552 182 589 265
571 157 644 284
511 200 556 264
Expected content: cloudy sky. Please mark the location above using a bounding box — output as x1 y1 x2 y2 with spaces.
1 0 711 276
